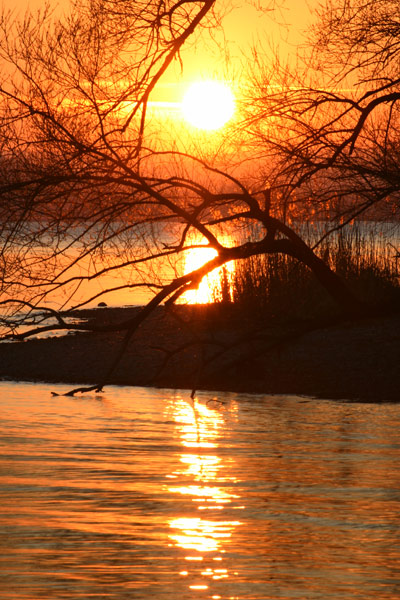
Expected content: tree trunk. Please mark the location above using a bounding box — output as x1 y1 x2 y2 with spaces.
267 227 368 317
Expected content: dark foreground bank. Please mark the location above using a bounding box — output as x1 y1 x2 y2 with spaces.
0 305 399 402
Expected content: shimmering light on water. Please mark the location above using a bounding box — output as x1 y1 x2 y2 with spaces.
181 236 235 304
0 382 399 599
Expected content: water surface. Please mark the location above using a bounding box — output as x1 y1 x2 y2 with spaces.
0 382 399 599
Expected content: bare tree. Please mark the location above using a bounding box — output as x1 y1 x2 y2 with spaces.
0 0 368 395
243 0 400 231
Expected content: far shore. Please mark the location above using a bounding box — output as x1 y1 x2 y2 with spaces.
0 304 399 402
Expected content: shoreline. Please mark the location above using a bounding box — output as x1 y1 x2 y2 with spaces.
0 305 399 402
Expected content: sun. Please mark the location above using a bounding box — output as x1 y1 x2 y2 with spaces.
181 80 235 131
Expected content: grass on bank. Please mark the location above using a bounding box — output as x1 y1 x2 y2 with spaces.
210 223 400 322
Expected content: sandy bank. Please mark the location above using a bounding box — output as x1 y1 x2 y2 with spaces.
0 305 399 402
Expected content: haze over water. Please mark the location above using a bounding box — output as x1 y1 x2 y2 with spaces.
0 381 399 599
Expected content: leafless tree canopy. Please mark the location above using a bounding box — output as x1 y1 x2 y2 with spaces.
0 0 397 392
244 0 400 227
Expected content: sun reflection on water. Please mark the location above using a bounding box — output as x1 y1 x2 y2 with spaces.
181 237 235 304
164 396 243 595
169 516 240 553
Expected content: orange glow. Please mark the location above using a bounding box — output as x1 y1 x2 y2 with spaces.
164 395 242 585
189 585 209 590
181 238 235 304
169 516 238 552
181 80 235 131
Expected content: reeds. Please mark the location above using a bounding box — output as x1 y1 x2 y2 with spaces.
213 223 400 319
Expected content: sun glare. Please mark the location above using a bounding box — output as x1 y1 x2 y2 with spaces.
181 242 235 304
181 80 235 131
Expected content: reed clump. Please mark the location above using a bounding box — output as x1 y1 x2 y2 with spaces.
213 223 400 320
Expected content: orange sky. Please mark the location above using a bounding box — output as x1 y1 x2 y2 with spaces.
172 1 316 87
5 0 317 62
3 0 318 105
7 0 316 29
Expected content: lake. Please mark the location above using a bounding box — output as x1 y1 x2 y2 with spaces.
3 220 399 315
0 381 399 599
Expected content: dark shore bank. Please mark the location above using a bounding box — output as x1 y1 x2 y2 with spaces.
0 305 399 402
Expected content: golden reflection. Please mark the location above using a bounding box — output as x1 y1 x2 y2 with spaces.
169 517 240 553
164 395 243 594
189 585 209 590
181 236 235 304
